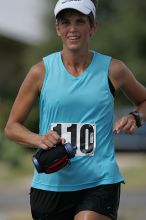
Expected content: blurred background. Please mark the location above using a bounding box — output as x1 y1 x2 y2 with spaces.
0 0 146 219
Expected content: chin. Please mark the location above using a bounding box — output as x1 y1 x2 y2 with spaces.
67 45 82 51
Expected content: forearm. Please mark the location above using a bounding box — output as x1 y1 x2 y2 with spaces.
5 122 41 148
5 122 64 150
135 100 146 121
113 100 146 134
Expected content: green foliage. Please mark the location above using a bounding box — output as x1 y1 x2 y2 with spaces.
24 104 39 134
91 0 146 84
0 99 38 166
0 131 26 167
0 99 13 130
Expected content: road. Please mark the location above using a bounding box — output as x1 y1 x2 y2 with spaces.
119 189 146 220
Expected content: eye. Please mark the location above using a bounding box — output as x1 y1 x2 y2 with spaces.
76 18 86 24
60 19 70 25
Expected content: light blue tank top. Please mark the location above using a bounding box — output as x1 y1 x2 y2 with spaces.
31 51 124 191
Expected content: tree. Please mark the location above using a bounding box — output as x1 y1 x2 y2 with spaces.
92 0 146 85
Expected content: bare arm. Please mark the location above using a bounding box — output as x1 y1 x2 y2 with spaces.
5 62 64 149
109 59 146 133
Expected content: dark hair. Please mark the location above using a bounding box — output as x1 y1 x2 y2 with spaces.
88 12 95 27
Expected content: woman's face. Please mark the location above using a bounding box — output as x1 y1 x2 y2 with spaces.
56 11 96 52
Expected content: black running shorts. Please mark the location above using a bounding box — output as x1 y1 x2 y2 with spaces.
30 183 121 220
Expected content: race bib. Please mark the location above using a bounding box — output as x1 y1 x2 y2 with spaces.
51 123 96 156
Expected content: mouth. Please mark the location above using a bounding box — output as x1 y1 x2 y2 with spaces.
67 36 80 41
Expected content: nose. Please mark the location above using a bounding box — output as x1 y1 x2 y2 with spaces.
69 23 78 32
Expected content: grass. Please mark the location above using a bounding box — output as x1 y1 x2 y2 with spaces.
122 164 146 189
0 153 33 182
116 152 146 189
8 213 31 220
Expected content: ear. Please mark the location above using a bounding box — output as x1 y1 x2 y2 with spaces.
56 23 61 37
90 21 98 37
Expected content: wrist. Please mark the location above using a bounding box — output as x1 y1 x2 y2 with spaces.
129 111 144 127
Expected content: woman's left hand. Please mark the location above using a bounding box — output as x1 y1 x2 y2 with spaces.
113 114 137 134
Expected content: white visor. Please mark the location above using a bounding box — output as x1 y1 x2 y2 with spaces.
54 0 96 20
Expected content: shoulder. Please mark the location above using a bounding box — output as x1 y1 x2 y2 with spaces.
109 59 146 105
29 61 45 80
109 58 132 90
27 61 45 92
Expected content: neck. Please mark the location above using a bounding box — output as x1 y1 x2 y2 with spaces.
61 50 93 76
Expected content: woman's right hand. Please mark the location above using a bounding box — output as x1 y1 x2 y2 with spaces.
39 131 66 150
